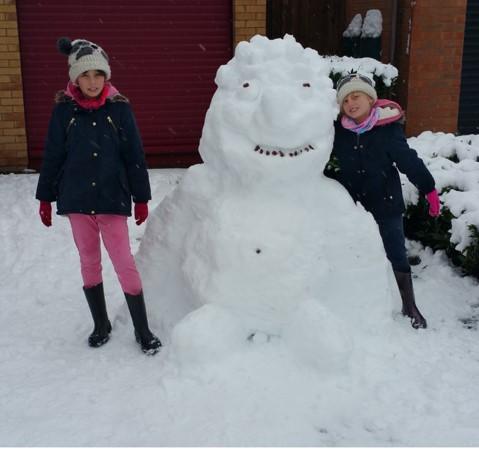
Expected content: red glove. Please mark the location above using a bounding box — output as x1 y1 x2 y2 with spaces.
426 189 441 217
39 201 52 227
134 202 148 225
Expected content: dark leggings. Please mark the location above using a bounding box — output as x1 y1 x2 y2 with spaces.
374 215 411 273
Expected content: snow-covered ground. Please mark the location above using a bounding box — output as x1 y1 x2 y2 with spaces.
2 34 479 447
1 168 479 446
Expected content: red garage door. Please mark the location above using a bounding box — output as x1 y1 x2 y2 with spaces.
16 1 232 169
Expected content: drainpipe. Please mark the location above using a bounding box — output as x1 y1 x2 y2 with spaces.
390 0 398 63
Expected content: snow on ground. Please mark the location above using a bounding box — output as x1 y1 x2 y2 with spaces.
1 169 479 446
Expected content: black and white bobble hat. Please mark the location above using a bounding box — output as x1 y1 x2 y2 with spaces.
336 73 377 106
57 37 111 83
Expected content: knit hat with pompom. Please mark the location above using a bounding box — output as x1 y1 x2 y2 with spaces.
57 37 111 83
336 73 377 106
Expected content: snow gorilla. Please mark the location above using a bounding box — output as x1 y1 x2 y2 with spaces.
137 35 398 365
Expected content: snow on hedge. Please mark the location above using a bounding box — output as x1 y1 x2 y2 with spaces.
402 132 479 252
326 55 397 86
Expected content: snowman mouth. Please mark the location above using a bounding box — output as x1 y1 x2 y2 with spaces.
253 144 315 158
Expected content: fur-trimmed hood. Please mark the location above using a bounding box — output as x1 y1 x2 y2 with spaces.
54 90 129 104
375 99 405 126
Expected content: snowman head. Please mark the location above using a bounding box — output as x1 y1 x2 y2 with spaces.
199 35 339 188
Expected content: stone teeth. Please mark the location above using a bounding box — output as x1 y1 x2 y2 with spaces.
254 145 315 157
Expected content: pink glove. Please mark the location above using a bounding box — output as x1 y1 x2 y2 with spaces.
39 201 52 227
426 189 440 217
134 202 148 225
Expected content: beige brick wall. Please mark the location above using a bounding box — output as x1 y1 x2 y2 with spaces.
0 0 27 171
233 0 266 47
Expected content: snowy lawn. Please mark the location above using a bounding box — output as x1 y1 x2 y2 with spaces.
1 169 479 446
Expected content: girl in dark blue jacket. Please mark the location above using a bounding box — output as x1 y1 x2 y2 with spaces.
36 38 161 354
326 73 441 329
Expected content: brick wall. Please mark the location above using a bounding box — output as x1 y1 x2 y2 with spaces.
405 0 467 136
0 0 27 171
345 0 393 63
233 0 266 47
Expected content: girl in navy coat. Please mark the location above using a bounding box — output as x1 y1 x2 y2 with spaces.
36 38 161 354
326 73 441 329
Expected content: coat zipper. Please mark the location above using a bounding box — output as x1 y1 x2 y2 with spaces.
107 115 118 135
66 117 75 134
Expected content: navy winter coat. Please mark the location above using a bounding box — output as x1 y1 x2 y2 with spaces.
36 93 151 216
325 121 435 218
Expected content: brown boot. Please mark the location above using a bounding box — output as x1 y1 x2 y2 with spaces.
393 271 427 329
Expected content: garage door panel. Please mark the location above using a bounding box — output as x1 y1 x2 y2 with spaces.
17 1 232 169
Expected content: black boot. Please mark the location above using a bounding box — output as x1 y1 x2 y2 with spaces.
83 283 112 347
393 271 427 329
124 291 162 355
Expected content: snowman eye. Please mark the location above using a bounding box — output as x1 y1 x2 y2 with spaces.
303 82 311 88
237 80 259 101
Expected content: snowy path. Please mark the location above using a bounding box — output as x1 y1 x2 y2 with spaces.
1 170 478 446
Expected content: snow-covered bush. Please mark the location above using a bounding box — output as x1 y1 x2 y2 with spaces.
343 13 363 38
326 55 398 99
403 132 479 278
361 9 383 38
342 10 383 60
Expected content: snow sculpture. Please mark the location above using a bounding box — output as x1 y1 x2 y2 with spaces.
137 35 398 361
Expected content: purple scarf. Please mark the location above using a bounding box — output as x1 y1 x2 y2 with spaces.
341 106 380 134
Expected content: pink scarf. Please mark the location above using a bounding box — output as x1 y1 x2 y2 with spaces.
65 81 120 110
341 106 380 134
341 99 404 134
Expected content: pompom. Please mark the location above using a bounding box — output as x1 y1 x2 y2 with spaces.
57 37 72 55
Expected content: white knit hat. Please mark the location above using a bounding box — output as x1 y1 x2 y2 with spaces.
57 37 111 83
336 73 377 106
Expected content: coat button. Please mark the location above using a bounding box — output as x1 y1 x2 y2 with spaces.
93 153 98 157
91 182 96 186
353 145 358 149
359 145 364 149
91 210 95 214
92 122 97 126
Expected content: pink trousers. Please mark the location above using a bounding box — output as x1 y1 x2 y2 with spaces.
68 214 142 295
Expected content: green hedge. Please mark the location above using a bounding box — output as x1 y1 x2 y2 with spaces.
404 197 479 279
